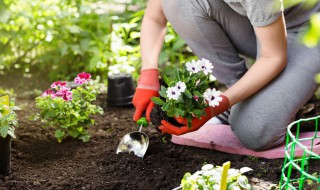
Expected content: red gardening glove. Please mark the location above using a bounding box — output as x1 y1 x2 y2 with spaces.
132 69 160 122
159 95 230 135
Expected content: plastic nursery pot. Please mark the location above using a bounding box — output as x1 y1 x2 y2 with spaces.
107 73 135 107
280 115 320 190
0 135 12 175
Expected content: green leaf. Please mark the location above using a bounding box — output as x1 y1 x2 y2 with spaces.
174 108 185 116
186 98 192 108
184 89 192 99
187 116 192 129
159 89 167 99
192 109 203 116
172 39 186 51
0 125 9 138
162 103 170 112
68 129 80 138
193 91 203 97
55 130 65 143
66 25 82 34
163 75 170 86
79 134 90 142
151 97 165 105
315 73 320 83
44 109 56 120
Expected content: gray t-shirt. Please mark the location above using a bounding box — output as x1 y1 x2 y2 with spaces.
223 0 320 31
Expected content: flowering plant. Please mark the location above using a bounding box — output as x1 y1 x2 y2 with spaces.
0 96 20 138
178 164 253 190
35 72 104 143
151 59 222 128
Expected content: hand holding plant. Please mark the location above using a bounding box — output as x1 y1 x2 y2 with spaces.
152 58 229 133
35 72 104 142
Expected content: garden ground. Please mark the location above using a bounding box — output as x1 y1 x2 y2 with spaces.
0 73 319 190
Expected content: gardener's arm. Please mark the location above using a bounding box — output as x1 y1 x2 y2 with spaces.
223 14 287 106
140 0 167 70
159 14 287 135
132 0 167 121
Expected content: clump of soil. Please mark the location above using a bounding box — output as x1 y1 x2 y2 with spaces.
150 104 183 130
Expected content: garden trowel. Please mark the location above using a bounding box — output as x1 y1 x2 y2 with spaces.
116 115 149 158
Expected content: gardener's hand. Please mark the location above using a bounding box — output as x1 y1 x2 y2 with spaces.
133 69 160 122
159 95 230 135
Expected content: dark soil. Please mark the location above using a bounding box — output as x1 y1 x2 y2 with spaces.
0 73 319 189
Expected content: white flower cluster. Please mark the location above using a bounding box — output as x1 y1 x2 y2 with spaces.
167 81 186 100
186 58 214 75
108 63 135 76
179 164 253 190
165 58 222 107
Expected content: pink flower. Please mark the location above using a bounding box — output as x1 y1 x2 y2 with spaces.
74 72 91 85
42 89 54 97
51 81 67 89
51 93 57 99
56 86 71 96
63 91 73 101
193 95 199 102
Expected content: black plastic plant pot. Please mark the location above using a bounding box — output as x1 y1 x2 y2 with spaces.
0 135 12 175
107 74 135 107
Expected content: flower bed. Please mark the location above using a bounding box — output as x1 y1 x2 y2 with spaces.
0 73 320 189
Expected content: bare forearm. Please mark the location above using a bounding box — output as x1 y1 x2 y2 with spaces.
224 57 287 106
224 14 287 106
140 0 167 70
140 17 167 70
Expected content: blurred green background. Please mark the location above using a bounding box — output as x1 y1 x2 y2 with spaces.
0 0 319 95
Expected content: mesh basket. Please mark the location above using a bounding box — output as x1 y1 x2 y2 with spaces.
280 116 320 190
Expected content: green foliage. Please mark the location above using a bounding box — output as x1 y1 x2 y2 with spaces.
0 0 194 83
160 23 197 78
303 13 320 48
35 80 103 143
0 87 16 98
180 164 253 190
0 97 20 138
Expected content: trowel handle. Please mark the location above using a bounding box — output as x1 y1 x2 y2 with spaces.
137 112 148 127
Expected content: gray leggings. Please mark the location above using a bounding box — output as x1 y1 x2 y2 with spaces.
162 0 320 151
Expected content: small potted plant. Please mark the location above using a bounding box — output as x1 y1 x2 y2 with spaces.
150 58 221 129
0 95 20 175
35 72 104 143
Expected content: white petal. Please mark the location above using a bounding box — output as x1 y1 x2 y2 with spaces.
240 167 253 174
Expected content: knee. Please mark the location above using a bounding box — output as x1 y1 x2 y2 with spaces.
229 107 287 151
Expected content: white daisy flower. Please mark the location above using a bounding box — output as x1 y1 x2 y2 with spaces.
203 88 223 107
198 58 214 75
175 81 186 93
186 60 201 74
166 86 181 100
